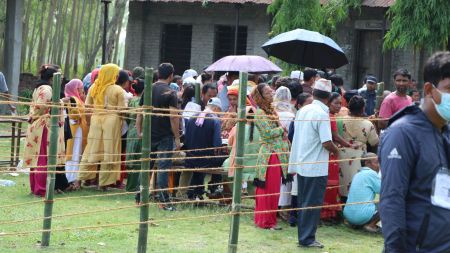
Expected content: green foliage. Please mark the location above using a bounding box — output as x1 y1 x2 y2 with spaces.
18 88 34 114
384 0 450 50
267 0 362 70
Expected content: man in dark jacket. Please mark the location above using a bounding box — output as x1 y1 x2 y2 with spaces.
379 51 450 253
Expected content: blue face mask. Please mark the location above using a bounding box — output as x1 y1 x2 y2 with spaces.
435 92 450 121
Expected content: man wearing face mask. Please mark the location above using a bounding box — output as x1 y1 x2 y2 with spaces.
379 51 450 253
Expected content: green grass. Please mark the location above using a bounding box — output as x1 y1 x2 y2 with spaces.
0 175 383 253
0 122 383 253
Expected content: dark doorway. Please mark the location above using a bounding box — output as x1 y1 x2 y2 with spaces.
213 25 248 61
160 24 193 75
354 30 383 88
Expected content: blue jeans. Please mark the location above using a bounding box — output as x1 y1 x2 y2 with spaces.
135 136 174 203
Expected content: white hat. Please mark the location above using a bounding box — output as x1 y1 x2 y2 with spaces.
207 97 222 111
290 70 303 80
182 69 198 81
314 78 332 93
231 79 240 86
182 76 197 88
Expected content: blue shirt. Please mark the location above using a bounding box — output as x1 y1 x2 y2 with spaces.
379 105 450 252
184 113 222 168
288 100 332 177
359 89 376 116
343 167 380 225
218 85 229 112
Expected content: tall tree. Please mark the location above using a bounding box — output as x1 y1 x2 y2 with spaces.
35 0 49 71
21 0 32 71
73 0 87 77
39 0 56 66
106 0 127 63
56 0 70 66
63 0 78 78
384 0 450 51
84 0 101 73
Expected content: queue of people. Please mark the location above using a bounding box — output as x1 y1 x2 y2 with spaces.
20 51 450 251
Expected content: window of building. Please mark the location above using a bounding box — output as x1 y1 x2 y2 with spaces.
160 24 193 75
213 25 248 61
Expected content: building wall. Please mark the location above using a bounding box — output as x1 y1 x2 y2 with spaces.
335 7 425 91
125 2 271 73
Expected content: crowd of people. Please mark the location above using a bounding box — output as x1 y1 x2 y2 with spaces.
18 51 450 251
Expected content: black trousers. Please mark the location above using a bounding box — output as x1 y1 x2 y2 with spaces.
297 175 327 245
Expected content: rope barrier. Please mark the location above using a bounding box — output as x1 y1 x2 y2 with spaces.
0 200 378 237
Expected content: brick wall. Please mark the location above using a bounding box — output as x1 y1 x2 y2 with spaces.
125 2 271 73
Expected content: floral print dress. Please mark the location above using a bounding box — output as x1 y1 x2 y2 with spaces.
338 116 379 197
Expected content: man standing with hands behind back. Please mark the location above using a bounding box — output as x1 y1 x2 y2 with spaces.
289 78 339 249
380 51 450 252
136 63 180 211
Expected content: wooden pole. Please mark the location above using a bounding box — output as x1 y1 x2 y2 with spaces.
227 72 248 253
375 82 385 111
41 72 61 247
195 82 201 104
137 67 154 253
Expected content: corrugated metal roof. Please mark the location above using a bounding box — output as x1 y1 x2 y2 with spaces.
130 0 272 4
320 0 395 7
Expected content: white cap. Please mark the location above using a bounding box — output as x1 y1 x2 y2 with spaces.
314 78 332 93
290 70 303 80
231 79 240 86
182 76 197 88
182 69 198 81
207 97 222 111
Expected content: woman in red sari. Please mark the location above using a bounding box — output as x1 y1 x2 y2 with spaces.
321 92 354 222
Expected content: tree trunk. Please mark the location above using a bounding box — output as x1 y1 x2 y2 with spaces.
73 0 88 77
106 0 127 63
112 9 125 64
85 1 101 73
27 0 40 72
56 0 70 65
50 0 63 64
83 0 95 72
36 0 49 71
63 0 78 78
21 0 32 72
40 0 56 66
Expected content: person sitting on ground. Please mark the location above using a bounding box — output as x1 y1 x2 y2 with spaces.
185 97 223 200
343 152 381 233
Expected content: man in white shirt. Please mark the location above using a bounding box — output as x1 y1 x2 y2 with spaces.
289 78 339 248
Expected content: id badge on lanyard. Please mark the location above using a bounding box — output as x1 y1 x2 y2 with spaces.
431 133 450 210
431 167 450 210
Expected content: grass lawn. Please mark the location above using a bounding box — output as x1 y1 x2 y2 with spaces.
0 122 383 253
0 175 383 253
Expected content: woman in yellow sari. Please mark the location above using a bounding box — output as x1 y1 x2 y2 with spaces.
64 79 89 186
75 64 125 190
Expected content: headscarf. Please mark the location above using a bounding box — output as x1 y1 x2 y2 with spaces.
82 73 92 92
251 84 278 120
273 86 292 113
64 79 84 103
132 67 145 79
91 68 100 84
89 64 120 106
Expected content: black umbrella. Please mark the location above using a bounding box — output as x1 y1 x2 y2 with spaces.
262 29 349 69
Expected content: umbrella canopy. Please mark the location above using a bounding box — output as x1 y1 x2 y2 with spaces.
205 55 282 74
262 29 349 69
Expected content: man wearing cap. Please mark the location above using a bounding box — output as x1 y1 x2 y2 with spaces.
289 78 339 248
184 97 223 200
359 75 378 116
